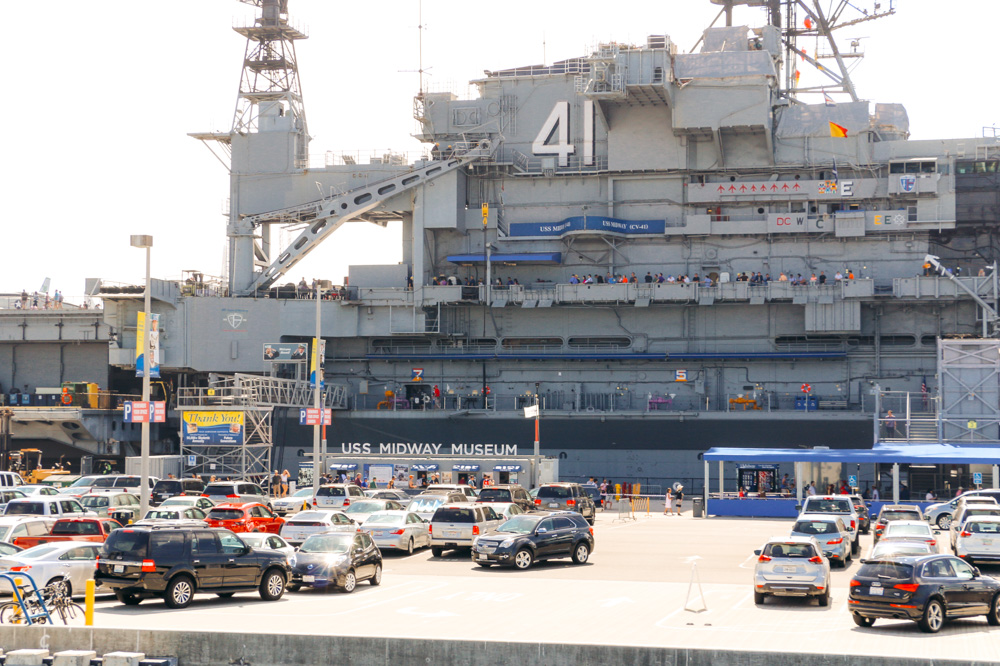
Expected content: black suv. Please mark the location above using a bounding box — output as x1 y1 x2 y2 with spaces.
96 524 290 608
471 511 594 570
151 478 205 506
534 483 597 525
476 484 533 512
850 554 1000 633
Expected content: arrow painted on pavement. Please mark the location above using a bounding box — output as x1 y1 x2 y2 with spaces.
683 555 703 564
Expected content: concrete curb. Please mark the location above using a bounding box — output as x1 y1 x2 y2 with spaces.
0 627 992 666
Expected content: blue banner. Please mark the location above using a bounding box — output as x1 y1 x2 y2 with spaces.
509 216 665 237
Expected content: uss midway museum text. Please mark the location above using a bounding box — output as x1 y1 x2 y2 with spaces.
341 443 519 456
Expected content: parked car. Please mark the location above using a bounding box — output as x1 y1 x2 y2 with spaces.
359 511 430 555
485 502 524 521
881 521 938 550
955 516 1000 564
874 505 924 543
151 478 206 506
0 542 107 597
279 510 355 545
470 511 594 570
204 503 284 534
407 493 467 521
90 476 159 495
476 485 534 512
790 515 851 567
81 492 141 524
363 489 412 506
288 531 382 593
924 494 999 530
849 555 1000 632
240 532 295 559
951 505 1000 551
847 494 872 534
271 488 314 517
581 485 604 510
4 498 89 519
868 539 936 561
798 495 861 554
313 484 366 510
12 517 121 549
0 472 24 489
57 475 104 498
533 483 597 525
342 499 405 525
0 490 27 511
158 496 216 513
0 517 56 545
96 524 290 608
18 485 60 497
429 504 503 557
142 506 207 522
753 536 830 606
201 482 269 508
426 484 478 500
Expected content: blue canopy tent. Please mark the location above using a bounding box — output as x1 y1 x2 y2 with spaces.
700 444 1000 518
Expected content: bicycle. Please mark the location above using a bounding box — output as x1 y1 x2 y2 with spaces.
0 577 83 625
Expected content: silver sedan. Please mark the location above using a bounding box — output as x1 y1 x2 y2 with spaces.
0 542 106 598
360 511 430 555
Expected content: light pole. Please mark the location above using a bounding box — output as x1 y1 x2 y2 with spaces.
312 282 325 498
130 234 153 517
534 381 540 488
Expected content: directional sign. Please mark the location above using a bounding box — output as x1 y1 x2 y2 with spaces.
848 475 858 488
974 472 983 486
187 455 197 467
299 408 332 426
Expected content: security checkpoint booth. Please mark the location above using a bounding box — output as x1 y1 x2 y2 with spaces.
701 444 1000 518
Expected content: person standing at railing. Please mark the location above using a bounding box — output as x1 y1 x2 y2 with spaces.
884 410 898 438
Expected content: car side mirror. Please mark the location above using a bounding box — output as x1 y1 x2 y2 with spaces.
536 527 547 534
753 549 761 556
859 559 868 564
974 567 982 577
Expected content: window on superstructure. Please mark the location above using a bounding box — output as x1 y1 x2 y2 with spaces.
500 337 563 350
568 337 631 350
908 205 917 222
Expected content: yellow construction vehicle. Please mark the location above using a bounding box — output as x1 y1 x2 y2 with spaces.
6 449 66 484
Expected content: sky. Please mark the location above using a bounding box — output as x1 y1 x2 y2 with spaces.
3 0 999 300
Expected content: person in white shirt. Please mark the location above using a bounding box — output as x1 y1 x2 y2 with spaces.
807 482 817 496
872 487 880 500
925 490 936 501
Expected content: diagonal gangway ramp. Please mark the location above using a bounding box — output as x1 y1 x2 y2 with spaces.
239 140 495 295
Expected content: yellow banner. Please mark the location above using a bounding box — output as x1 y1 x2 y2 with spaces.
183 411 243 427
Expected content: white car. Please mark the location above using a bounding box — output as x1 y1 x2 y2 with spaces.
4 498 91 519
955 516 1000 563
360 510 430 554
867 539 936 561
483 502 524 521
342 499 406 525
0 542 106 598
158 496 217 512
57 475 106 498
17 485 60 497
881 520 938 550
271 488 314 516
279 510 356 545
89 475 159 495
141 506 208 521
240 532 296 559
0 517 55 545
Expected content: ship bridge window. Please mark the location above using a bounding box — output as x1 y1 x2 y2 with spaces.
890 160 937 174
501 337 563 350
567 337 631 350
956 160 999 174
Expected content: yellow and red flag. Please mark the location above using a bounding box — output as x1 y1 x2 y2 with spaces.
829 122 848 138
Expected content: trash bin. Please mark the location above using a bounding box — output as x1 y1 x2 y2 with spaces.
692 496 704 518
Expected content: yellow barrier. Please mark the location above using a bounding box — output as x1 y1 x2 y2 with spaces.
630 496 651 516
615 483 622 501
85 579 95 626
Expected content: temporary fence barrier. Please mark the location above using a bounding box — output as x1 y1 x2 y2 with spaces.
613 497 635 522
630 496 651 516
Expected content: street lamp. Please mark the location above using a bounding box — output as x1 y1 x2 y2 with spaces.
130 234 153 517
312 282 325 498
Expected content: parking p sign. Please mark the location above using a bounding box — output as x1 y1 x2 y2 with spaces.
848 475 858 488
974 472 983 486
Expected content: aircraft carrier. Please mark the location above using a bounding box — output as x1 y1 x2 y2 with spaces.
4 0 1000 493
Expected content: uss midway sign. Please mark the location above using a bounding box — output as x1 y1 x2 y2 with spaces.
341 442 518 456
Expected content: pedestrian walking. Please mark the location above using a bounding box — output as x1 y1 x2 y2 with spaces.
673 484 684 515
280 469 290 497
664 487 673 515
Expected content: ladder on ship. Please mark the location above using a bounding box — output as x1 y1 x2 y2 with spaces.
240 140 496 295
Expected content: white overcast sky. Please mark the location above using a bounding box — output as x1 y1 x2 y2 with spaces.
3 0 998 298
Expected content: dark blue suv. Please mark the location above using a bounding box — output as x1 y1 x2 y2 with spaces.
470 511 594 570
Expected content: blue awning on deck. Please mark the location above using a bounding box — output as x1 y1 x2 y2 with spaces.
704 443 1000 465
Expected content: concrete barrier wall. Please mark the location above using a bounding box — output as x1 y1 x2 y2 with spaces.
0 626 986 666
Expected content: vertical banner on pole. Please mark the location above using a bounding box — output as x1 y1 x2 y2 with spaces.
135 313 161 378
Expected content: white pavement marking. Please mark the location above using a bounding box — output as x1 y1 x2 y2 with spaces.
598 596 634 608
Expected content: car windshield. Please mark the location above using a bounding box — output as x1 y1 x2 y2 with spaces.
763 543 816 558
289 488 312 498
344 501 384 514
804 498 851 512
870 542 932 558
497 515 541 534
316 487 345 497
208 509 244 521
363 514 403 525
240 534 267 546
299 534 351 553
967 522 1000 534
91 478 118 489
144 510 181 520
965 509 1000 519
5 503 45 515
55 521 100 535
885 524 930 537
69 477 100 488
204 484 237 495
793 520 839 535
407 498 444 514
104 530 149 557
882 510 920 521
81 496 109 509
537 486 571 499
160 498 194 506
16 545 62 560
857 561 914 580
477 489 511 501
292 512 329 522
152 481 181 492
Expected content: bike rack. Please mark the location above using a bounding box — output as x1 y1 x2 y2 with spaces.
0 572 52 625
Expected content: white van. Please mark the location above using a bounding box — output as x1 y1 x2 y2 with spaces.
4 497 90 518
0 473 24 489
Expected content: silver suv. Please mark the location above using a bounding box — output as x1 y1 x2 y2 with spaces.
799 495 861 554
534 483 597 525
429 503 503 557
790 514 852 567
754 536 830 606
201 481 269 508
313 484 366 509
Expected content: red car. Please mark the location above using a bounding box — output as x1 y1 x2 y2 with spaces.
203 502 285 534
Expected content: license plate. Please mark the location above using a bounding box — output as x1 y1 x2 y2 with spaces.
373 530 384 537
478 554 488 561
548 503 559 508
780 566 797 573
869 586 883 596
303 575 315 582
446 531 459 537
113 565 124 573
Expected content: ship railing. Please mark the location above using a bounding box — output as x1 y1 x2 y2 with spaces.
893 275 997 300
319 149 429 168
510 150 609 174
177 374 346 409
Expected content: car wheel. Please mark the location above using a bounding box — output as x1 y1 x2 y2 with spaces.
845 549 852 565
937 514 952 530
216 592 235 598
572 542 590 564
287 583 301 593
477 562 492 568
586 516 595 526
988 594 1000 626
370 564 382 586
852 613 875 628
514 548 533 570
754 591 765 605
342 570 357 593
259 568 285 601
115 591 141 606
406 538 414 555
851 538 859 555
818 588 830 607
431 547 443 558
164 575 195 609
918 598 945 633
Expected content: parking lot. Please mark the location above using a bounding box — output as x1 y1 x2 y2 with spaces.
79 509 1000 662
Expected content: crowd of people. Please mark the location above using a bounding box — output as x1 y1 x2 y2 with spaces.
8 289 74 310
